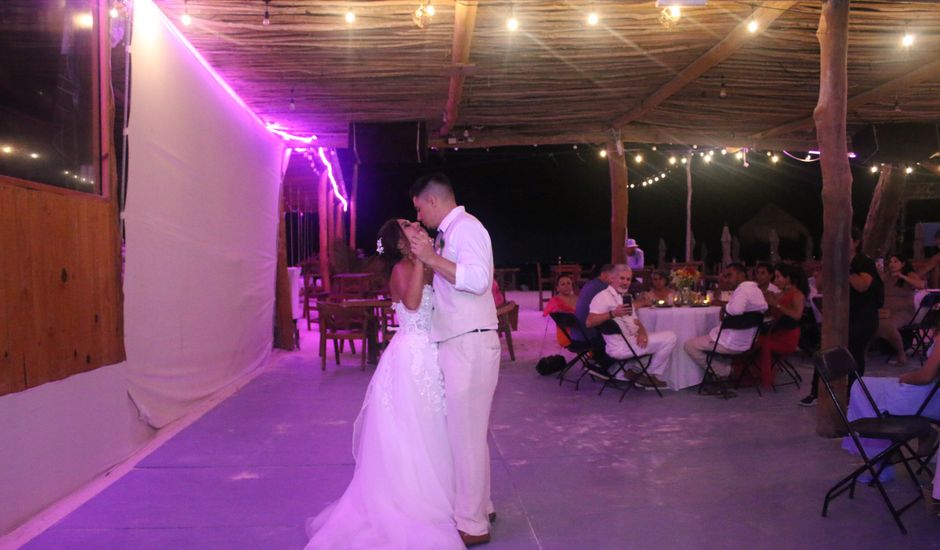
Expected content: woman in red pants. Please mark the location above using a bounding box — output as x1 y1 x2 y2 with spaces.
756 263 807 389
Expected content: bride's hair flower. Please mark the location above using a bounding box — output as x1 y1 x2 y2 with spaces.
376 238 385 255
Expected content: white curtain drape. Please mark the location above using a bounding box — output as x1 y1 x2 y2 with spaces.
124 0 286 427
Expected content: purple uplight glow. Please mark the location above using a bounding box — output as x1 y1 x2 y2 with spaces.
318 147 349 211
808 150 857 159
266 122 318 144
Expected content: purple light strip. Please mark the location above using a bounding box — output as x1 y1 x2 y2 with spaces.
147 0 318 145
318 147 349 211
808 150 857 158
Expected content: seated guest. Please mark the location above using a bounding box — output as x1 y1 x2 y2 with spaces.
754 262 780 298
754 263 807 388
543 275 579 346
586 265 677 389
841 332 940 484
573 264 614 342
638 270 674 307
876 254 925 366
684 263 768 378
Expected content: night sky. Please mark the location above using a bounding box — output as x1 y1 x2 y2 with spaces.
344 144 940 275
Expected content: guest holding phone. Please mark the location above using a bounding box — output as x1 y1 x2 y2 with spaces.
585 264 677 389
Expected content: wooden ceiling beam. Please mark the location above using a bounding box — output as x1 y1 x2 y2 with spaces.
753 56 940 140
439 1 478 137
611 1 797 129
427 124 817 151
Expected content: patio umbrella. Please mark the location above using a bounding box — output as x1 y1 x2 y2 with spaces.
721 225 732 267
769 229 780 262
658 238 667 269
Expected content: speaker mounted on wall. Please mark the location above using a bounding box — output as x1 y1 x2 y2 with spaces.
349 121 428 165
851 123 940 164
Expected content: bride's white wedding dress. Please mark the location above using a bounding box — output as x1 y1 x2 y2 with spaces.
305 286 462 550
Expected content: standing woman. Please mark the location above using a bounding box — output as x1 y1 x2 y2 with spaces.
755 263 807 388
875 254 924 366
801 227 884 406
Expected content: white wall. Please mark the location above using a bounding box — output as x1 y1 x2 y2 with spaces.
0 364 154 533
0 0 286 535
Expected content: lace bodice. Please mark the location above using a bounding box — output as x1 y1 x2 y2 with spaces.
393 285 434 336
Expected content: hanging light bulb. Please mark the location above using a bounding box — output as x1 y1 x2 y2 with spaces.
599 149 607 158
262 0 271 26
680 157 688 164
771 154 780 163
507 15 519 31
747 19 759 33
109 6 119 18
901 33 915 48
587 10 599 26
669 6 681 18
660 173 666 178
703 155 712 164
181 0 192 25
634 154 643 163
905 166 914 174
735 151 744 160
668 156 677 165
425 1 435 17
345 9 356 24
721 148 728 155
289 88 296 111
870 165 879 173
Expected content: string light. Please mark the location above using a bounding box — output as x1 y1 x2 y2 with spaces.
507 15 519 31
901 33 915 48
703 155 712 163
771 154 780 163
680 157 687 164
1 146 12 154
289 88 296 111
668 156 677 165
905 166 914 174
747 19 759 33
599 149 607 158
719 76 728 99
425 1 435 17
29 152 39 159
262 0 271 26
587 10 599 26
720 148 727 155
181 0 192 26
870 165 879 173
110 6 119 18
345 9 356 24
634 153 643 163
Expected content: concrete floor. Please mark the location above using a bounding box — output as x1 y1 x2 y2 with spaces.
23 291 940 549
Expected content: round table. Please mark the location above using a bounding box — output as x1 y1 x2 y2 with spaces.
637 305 721 390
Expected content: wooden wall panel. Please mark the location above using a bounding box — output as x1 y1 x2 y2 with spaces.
0 180 125 395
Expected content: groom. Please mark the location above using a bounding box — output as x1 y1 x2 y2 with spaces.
409 173 500 546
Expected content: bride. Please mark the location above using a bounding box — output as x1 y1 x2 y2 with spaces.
305 219 463 550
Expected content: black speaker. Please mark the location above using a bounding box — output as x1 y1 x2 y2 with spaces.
349 121 428 164
851 123 940 164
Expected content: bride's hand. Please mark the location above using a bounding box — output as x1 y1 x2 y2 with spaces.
409 228 435 263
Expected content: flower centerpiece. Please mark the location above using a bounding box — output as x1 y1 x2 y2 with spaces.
670 267 701 306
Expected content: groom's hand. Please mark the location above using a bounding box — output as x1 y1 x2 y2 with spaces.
409 229 436 263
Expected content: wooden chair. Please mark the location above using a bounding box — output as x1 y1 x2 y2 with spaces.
497 301 518 361
536 264 555 310
302 271 329 330
316 302 369 370
332 273 372 299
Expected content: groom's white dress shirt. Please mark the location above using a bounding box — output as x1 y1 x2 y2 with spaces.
430 206 498 342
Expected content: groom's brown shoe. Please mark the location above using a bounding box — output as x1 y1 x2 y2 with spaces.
459 530 491 547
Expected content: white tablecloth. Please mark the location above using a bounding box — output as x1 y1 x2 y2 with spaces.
637 305 722 390
288 267 302 320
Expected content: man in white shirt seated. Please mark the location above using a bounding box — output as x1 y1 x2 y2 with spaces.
586 264 676 389
754 262 780 297
684 263 768 377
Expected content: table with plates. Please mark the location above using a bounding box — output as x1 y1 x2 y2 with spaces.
636 305 722 390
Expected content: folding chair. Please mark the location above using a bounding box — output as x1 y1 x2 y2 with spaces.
815 347 935 534
597 320 663 400
767 316 807 392
549 312 607 389
900 292 940 363
698 311 764 399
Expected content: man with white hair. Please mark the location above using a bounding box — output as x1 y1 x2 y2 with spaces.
586 264 677 389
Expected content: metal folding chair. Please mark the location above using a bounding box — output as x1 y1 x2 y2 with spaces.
900 291 940 363
597 320 663 400
549 312 609 390
698 311 764 399
815 347 934 534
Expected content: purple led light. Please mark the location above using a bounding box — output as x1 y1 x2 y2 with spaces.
808 150 857 158
318 147 349 211
147 0 318 145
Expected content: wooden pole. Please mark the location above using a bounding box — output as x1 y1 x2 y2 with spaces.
607 138 628 264
685 156 693 263
334 202 344 244
274 188 295 350
814 0 852 438
439 0 479 136
349 163 359 250
318 171 331 293
862 165 905 259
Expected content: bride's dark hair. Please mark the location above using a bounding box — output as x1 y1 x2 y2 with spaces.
376 219 406 277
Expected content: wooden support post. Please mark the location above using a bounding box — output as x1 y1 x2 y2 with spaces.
439 0 479 136
318 171 331 293
814 0 852 438
685 157 693 263
862 165 905 259
349 163 359 250
274 188 295 350
607 138 628 264
334 202 344 244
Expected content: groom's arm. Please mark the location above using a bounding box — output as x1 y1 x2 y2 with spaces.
411 224 492 295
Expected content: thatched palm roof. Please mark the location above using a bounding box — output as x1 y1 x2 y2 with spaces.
157 1 940 150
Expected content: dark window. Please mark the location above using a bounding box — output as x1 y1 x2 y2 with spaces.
0 0 101 193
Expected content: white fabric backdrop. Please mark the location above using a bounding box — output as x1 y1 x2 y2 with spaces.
124 0 286 427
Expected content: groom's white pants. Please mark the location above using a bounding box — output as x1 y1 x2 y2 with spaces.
438 330 501 536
